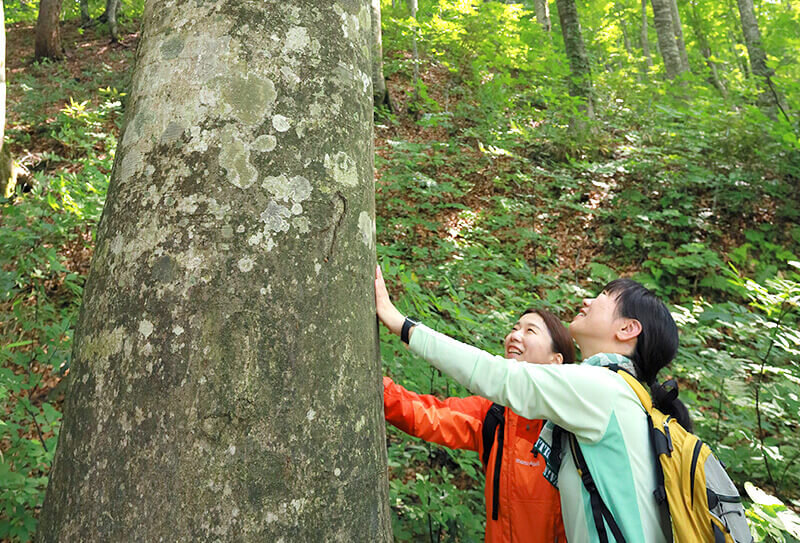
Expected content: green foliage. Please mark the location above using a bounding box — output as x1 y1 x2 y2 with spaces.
1 89 122 541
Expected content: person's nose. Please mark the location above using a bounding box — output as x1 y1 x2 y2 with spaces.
508 329 522 341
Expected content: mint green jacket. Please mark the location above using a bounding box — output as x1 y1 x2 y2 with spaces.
409 324 671 543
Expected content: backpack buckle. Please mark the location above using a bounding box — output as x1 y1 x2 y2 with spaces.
654 486 667 505
581 471 597 493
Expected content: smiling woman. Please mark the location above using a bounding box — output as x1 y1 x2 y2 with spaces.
505 309 575 365
379 268 575 543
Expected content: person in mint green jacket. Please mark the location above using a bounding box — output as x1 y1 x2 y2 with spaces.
375 267 692 543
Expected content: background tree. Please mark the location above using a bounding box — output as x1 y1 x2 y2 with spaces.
34 0 63 60
686 0 726 95
650 0 684 78
0 0 10 198
641 0 654 70
372 0 391 108
80 0 122 42
667 0 690 72
555 0 595 119
736 0 790 119
35 0 392 540
534 0 552 32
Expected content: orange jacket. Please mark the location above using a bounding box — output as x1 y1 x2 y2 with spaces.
384 377 566 543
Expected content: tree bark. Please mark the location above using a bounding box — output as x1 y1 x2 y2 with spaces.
0 0 10 199
736 0 789 118
555 0 594 119
408 0 421 109
34 0 64 60
36 1 392 541
650 0 683 78
371 0 390 108
641 0 654 69
79 0 90 25
106 0 120 42
534 0 552 32
667 0 690 72
687 0 726 96
620 17 633 58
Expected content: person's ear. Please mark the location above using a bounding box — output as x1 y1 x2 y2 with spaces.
616 318 642 342
549 352 564 365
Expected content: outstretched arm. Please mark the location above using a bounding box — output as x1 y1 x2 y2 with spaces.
383 376 488 453
374 267 617 442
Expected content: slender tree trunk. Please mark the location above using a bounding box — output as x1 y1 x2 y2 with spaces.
650 0 683 78
106 0 120 42
641 0 654 70
79 0 90 25
34 0 64 60
688 0 726 96
621 17 634 58
371 0 390 109
534 0 552 32
408 0 421 108
667 0 690 72
36 1 392 540
0 0 12 199
725 0 750 77
555 0 594 119
736 0 789 119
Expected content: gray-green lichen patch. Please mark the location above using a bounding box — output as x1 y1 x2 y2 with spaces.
282 26 309 55
324 151 359 187
161 35 185 60
220 126 258 189
253 135 277 152
358 211 375 249
222 75 277 126
272 115 291 132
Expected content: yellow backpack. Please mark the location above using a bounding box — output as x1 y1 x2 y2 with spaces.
614 369 753 543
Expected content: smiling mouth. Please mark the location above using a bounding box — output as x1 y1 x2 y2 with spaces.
507 347 522 356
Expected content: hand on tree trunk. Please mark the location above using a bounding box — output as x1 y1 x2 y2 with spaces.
375 266 406 338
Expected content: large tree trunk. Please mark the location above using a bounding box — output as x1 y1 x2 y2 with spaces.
650 0 684 78
555 0 594 119
736 0 790 119
641 0 654 70
534 0 552 32
36 1 393 540
667 0 690 72
34 0 64 60
371 0 390 109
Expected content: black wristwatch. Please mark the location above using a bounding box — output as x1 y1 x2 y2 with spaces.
401 317 420 345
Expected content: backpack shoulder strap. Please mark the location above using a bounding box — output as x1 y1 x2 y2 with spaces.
481 403 505 465
568 433 627 543
610 365 654 412
482 403 506 521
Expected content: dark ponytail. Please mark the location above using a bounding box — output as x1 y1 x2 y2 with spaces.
603 279 693 432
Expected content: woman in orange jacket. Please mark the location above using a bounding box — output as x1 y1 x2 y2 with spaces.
384 308 576 542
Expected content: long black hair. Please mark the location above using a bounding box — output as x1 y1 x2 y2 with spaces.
603 279 693 431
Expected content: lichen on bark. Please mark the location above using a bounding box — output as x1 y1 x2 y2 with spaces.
36 1 391 541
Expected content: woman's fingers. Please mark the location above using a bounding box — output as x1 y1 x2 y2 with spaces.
375 265 405 336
